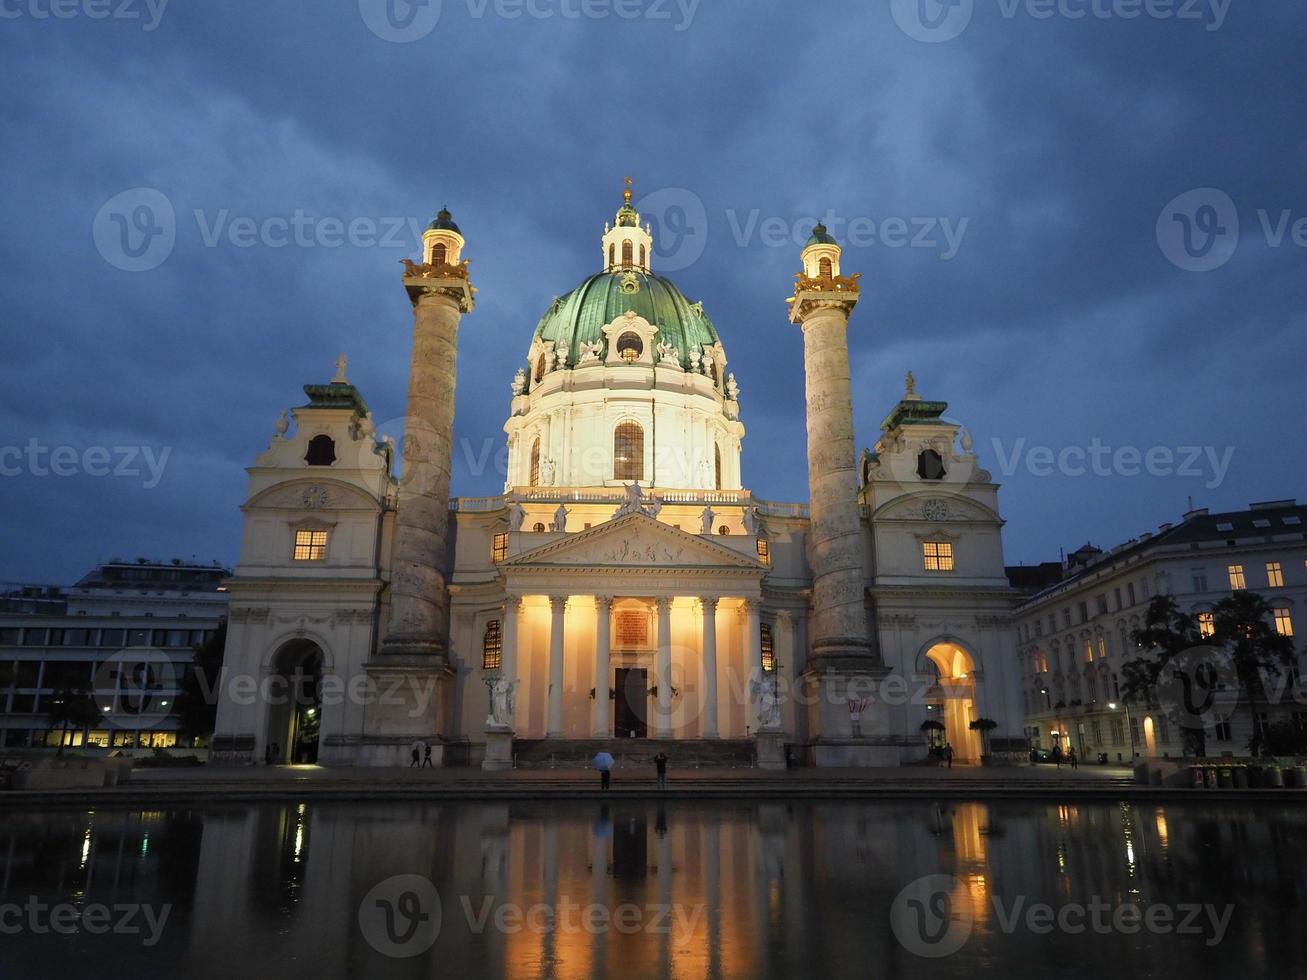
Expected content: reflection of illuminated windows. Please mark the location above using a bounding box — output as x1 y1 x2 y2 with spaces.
293 529 328 561
1198 611 1215 637
923 541 953 572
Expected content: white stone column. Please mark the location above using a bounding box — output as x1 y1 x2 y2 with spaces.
593 596 613 738
700 596 720 738
655 597 673 738
744 598 762 732
502 594 521 685
547 596 567 737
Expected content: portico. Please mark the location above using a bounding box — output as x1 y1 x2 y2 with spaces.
486 512 766 741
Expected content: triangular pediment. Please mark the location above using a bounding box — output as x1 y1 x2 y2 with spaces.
505 513 764 571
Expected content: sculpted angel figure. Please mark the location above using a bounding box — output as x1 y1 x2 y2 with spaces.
488 677 517 729
511 369 526 395
656 341 680 365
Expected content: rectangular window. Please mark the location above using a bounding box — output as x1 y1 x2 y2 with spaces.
1227 564 1245 590
1267 562 1284 588
1110 717 1124 746
1084 640 1094 664
491 532 509 563
0 628 22 645
1096 595 1108 615
98 628 126 648
293 529 329 561
1192 572 1207 592
1097 635 1107 659
1127 584 1136 606
922 541 953 572
756 538 771 564
1078 601 1089 623
1090 720 1102 745
481 620 502 670
1273 608 1294 637
1063 609 1072 629
760 624 775 673
1198 611 1215 638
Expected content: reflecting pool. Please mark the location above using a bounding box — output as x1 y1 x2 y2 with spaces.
1 800 1304 978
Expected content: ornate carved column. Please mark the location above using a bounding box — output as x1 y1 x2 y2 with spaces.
655 597 673 738
700 596 720 738
547 596 567 737
593 596 613 738
380 244 475 662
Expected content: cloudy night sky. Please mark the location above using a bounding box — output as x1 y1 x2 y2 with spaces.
1 0 1303 584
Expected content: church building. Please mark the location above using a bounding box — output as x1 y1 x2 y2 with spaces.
210 185 1025 768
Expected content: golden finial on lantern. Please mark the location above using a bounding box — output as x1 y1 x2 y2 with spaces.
623 175 633 204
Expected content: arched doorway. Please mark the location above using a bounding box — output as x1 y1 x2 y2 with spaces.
923 641 982 763
266 640 324 765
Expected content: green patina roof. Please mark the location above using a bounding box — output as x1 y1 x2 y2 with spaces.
881 398 948 431
302 381 369 416
804 221 838 248
427 207 460 234
531 271 721 372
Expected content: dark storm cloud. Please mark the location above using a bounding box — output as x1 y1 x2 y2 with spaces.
0 1 1303 583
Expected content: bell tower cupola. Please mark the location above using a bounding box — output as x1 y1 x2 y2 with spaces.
601 177 654 274
423 207 465 268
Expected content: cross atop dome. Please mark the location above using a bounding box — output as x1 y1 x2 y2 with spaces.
603 176 653 273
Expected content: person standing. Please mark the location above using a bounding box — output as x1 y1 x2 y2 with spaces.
410 739 423 768
593 750 615 790
422 743 434 769
944 743 954 770
653 750 669 790
1069 746 1078 770
1053 743 1063 769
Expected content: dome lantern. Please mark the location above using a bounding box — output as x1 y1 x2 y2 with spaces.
601 177 654 274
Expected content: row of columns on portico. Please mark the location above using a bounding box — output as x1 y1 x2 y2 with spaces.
494 593 766 738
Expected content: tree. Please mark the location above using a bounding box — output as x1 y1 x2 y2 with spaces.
176 621 227 746
46 686 102 756
969 717 998 757
1124 592 1299 757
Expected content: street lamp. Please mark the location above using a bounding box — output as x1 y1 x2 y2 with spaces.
1107 701 1137 760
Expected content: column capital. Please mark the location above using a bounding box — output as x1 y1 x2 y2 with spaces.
504 594 522 611
655 596 674 615
699 595 720 614
594 595 615 611
549 595 568 613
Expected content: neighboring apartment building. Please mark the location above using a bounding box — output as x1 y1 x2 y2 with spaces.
1010 500 1307 760
0 559 230 750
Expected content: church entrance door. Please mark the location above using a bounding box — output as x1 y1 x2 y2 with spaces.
613 667 648 739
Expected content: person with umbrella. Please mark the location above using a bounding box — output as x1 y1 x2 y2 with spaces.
593 749 615 790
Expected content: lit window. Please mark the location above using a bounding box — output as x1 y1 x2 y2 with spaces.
1227 564 1246 590
608 244 615 269
756 538 770 564
492 533 508 563
613 421 644 481
621 240 633 269
1084 639 1093 664
760 624 775 673
1097 635 1107 659
482 620 502 670
1197 611 1215 638
923 541 953 571
1273 608 1294 637
1267 562 1284 588
718 525 730 536
431 242 447 266
714 445 723 490
616 332 643 364
818 257 833 278
529 438 541 488
293 529 328 561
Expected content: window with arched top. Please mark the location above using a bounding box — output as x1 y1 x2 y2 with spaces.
431 242 447 266
714 444 722 490
818 257 833 277
529 438 541 488
917 449 946 480
760 623 775 672
616 332 643 363
621 241 633 269
305 435 336 466
534 354 547 383
482 620 502 670
639 244 646 268
613 421 644 482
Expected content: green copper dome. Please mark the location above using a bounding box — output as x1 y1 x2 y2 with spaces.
427 207 460 234
531 271 722 372
804 221 838 248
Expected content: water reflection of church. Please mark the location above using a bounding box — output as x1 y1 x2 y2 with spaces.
211 185 1024 768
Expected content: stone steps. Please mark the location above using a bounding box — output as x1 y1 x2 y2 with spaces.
511 738 755 769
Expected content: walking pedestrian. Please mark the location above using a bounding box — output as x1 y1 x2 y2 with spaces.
944 742 954 769
1069 746 1078 770
593 750 615 790
422 743 434 768
1053 743 1063 769
410 739 423 768
653 750 669 790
